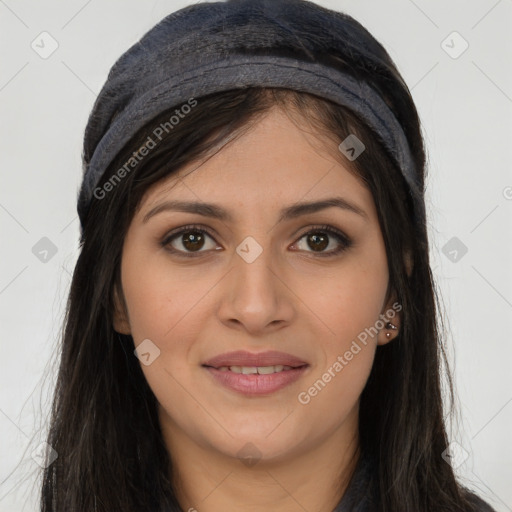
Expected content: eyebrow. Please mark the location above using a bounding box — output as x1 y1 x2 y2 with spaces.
142 196 369 224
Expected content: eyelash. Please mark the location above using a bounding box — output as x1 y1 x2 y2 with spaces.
160 223 353 259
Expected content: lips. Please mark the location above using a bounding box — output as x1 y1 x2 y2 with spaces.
202 350 308 369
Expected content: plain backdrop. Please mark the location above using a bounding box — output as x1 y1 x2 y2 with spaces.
1 1 511 511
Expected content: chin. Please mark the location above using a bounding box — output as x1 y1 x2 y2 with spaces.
204 426 307 464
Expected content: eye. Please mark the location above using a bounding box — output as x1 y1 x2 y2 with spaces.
161 224 219 257
291 225 353 257
161 224 352 258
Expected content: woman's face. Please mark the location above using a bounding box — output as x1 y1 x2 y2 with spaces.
114 107 399 465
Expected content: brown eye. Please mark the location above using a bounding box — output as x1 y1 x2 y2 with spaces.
162 226 218 256
306 232 329 252
180 231 206 252
161 224 352 259
292 226 352 257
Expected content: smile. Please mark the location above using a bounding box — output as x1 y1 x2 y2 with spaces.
203 364 309 396
216 365 296 374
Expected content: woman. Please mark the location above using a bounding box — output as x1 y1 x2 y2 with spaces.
40 0 497 510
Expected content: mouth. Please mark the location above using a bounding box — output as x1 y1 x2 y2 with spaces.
202 350 309 396
205 364 306 374
202 349 308 369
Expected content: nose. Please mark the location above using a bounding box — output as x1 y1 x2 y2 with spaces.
216 240 295 335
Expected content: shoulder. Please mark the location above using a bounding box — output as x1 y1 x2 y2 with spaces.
462 489 497 512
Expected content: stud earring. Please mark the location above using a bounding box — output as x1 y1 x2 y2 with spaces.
385 322 398 339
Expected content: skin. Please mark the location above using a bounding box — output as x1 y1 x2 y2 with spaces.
113 107 403 512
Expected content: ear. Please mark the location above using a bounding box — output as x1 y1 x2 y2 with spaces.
377 250 411 345
376 290 402 346
112 283 131 335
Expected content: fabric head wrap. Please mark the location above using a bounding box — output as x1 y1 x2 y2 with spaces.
77 0 425 231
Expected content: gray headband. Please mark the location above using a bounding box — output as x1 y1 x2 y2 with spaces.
77 0 425 230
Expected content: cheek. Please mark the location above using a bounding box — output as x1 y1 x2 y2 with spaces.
298 341 375 433
296 274 381 419
120 254 207 422
120 247 208 342
120 249 215 396
295 256 388 349
293 255 386 406
122 273 172 342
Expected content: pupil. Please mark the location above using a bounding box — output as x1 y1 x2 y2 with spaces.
183 231 204 251
309 232 328 251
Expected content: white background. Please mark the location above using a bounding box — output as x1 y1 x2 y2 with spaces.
1 1 511 511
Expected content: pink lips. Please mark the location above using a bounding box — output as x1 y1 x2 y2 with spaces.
202 350 309 396
203 350 308 369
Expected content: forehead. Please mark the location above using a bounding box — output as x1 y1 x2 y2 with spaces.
139 108 375 219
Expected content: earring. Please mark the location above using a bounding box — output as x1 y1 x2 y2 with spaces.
385 322 398 339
